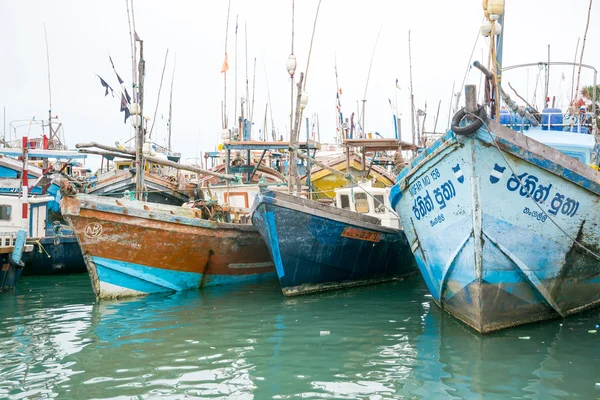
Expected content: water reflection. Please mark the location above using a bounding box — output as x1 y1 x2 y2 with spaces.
0 275 598 399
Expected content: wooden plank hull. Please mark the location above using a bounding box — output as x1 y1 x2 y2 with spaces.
251 189 417 296
61 195 275 299
390 120 600 333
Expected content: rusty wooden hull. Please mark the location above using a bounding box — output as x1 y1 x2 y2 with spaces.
60 195 275 299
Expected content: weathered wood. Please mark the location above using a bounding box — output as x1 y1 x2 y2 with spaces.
77 149 135 160
144 155 238 181
76 142 136 156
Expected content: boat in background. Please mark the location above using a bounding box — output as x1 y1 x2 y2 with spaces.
60 181 276 299
0 136 88 275
334 180 400 229
251 187 416 296
86 147 195 206
389 1 600 331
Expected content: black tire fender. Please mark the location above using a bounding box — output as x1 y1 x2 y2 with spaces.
8 255 25 270
451 105 487 136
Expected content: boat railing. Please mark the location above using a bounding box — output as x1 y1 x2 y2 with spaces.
500 109 595 134
0 232 17 248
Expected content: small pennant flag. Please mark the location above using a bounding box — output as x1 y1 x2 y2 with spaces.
109 56 125 84
221 53 229 73
96 74 114 96
124 87 131 104
489 163 506 184
134 31 141 42
120 94 131 123
396 78 401 90
452 164 464 184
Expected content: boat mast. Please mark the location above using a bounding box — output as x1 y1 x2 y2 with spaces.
408 30 416 147
234 14 238 138
362 24 382 140
168 57 175 151
222 0 231 130
135 40 145 200
287 0 296 193
43 24 52 170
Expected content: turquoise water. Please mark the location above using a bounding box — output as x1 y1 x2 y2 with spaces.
1 275 599 399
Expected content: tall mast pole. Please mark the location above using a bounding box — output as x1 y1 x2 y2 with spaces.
43 24 52 163
408 30 416 147
234 14 239 138
168 57 176 152
287 0 296 192
135 40 145 200
290 0 295 142
222 0 231 130
361 24 381 139
245 21 250 137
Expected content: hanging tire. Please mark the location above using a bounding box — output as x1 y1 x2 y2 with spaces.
8 255 24 270
451 105 487 136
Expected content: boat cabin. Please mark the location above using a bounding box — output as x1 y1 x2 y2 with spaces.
334 182 399 228
0 194 52 239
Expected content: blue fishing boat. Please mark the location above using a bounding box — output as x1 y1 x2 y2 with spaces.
251 187 417 296
0 147 87 275
390 0 600 333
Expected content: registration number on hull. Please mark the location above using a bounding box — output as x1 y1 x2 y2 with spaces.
341 227 381 243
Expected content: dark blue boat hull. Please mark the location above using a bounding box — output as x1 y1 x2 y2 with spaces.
252 193 416 295
23 236 86 275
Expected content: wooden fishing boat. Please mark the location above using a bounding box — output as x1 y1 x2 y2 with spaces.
251 187 416 296
87 159 194 206
390 63 600 332
60 181 276 299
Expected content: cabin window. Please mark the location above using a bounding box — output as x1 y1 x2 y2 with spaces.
340 194 350 209
224 192 249 208
374 195 386 214
0 205 11 221
354 193 369 213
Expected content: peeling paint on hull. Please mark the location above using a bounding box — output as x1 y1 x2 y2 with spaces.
251 189 417 297
61 194 275 299
391 121 600 333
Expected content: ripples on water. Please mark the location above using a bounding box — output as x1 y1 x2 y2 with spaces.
0 274 599 399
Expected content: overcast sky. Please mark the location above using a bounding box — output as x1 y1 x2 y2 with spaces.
1 0 598 171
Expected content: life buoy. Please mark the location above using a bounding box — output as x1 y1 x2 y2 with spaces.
451 105 487 136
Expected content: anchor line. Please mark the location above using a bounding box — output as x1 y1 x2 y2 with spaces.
466 111 600 261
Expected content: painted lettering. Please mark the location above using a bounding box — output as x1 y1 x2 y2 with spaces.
523 207 547 222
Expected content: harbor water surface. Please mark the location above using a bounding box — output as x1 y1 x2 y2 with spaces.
1 274 599 399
